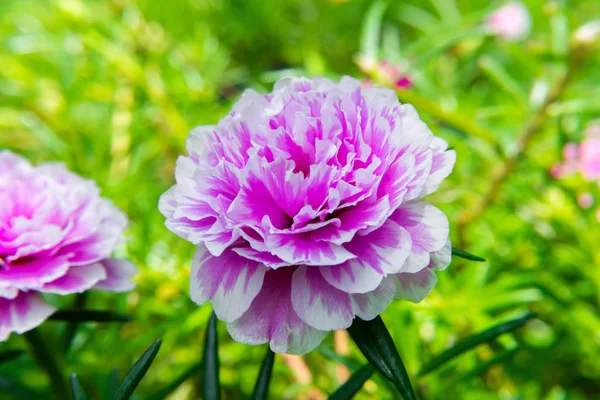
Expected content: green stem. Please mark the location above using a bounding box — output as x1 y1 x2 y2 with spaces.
24 329 69 400
63 292 88 353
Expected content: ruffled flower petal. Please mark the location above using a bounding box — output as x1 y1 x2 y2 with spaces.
190 247 266 322
391 203 449 273
319 219 412 293
0 292 56 341
392 267 438 303
291 266 395 331
40 263 107 295
94 259 137 292
227 269 327 355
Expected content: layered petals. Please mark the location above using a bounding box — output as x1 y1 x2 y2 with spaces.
0 292 56 341
0 151 136 341
160 76 455 353
191 246 266 322
227 269 327 355
291 266 395 331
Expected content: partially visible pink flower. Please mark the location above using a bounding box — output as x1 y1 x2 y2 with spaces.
552 142 580 179
160 76 455 354
356 57 413 90
580 137 600 181
395 76 413 89
578 193 594 209
486 2 531 42
378 60 413 90
0 152 136 341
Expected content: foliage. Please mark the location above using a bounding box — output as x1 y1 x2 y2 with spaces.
1 0 600 399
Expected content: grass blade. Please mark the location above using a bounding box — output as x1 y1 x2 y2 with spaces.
113 339 162 400
203 312 220 400
50 310 132 323
62 293 88 354
347 316 416 400
451 247 486 262
104 368 119 400
0 375 41 400
359 0 388 60
251 348 275 400
70 373 90 400
148 361 202 400
328 364 375 400
24 329 69 400
450 346 520 386
0 350 23 365
317 345 361 370
418 313 536 376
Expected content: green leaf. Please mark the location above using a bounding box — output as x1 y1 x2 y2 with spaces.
0 349 23 365
62 292 88 354
202 312 220 400
70 373 90 400
328 364 375 400
478 55 527 104
417 313 536 377
104 368 120 400
113 339 162 400
24 329 69 400
347 316 416 400
452 247 486 262
0 375 41 400
318 345 399 399
50 310 132 323
317 345 361 370
450 346 520 386
251 348 275 400
360 0 388 60
148 361 202 400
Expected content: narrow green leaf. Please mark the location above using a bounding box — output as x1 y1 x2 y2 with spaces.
0 350 23 365
317 345 361 370
418 313 536 377
63 292 88 354
70 373 90 400
148 361 202 400
451 247 486 262
50 310 132 323
104 368 120 400
202 312 220 400
328 364 375 400
318 345 400 399
0 375 41 400
360 0 388 60
251 348 275 400
113 339 162 400
450 346 520 386
347 316 416 400
478 55 527 104
24 329 69 400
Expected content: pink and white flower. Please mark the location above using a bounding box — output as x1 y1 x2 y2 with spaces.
0 152 136 341
160 76 455 354
486 2 531 42
552 123 600 183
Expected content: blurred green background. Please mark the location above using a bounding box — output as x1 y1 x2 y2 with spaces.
1 0 600 399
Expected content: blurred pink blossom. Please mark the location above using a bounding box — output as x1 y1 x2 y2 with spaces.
579 138 600 181
486 2 531 42
552 143 580 179
577 193 594 209
0 152 136 341
356 57 413 90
